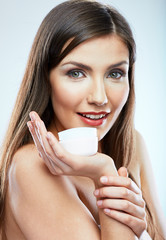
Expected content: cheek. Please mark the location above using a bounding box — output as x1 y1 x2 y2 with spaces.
51 82 86 109
108 84 129 110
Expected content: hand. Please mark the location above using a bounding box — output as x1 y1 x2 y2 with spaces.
93 167 147 238
27 111 118 182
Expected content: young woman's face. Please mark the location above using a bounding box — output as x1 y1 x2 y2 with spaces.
49 34 129 140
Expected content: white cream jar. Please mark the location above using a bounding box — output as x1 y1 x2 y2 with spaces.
58 127 98 156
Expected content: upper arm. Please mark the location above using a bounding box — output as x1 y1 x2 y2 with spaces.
135 131 166 238
8 145 99 240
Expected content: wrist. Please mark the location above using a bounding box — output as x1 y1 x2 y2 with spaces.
92 155 118 188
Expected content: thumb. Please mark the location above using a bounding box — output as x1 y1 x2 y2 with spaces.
118 167 128 177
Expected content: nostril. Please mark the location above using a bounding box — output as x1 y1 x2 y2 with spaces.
87 91 108 106
87 82 108 106
95 99 108 106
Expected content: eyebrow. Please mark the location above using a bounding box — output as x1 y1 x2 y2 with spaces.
61 60 129 71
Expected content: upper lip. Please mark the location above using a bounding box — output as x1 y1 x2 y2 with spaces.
78 111 110 115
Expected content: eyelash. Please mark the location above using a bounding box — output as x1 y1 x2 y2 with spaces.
107 69 125 80
66 69 126 80
67 69 85 79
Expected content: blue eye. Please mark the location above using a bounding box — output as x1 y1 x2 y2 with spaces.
67 70 84 78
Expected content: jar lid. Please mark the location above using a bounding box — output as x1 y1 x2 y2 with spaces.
58 127 97 141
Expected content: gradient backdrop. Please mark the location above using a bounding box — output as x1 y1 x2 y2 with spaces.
0 0 166 216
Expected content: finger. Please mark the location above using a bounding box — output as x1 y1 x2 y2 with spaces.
94 186 145 207
29 111 41 123
29 112 44 146
29 112 58 162
100 176 141 194
103 209 147 237
29 111 58 157
46 132 75 169
35 119 71 172
31 113 85 174
47 131 98 176
27 121 45 155
97 199 146 219
118 167 128 177
27 121 59 174
47 158 63 175
29 111 47 142
28 120 63 175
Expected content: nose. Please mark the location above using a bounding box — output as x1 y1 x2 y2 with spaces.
87 78 108 106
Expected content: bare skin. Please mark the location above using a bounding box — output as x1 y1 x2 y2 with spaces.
3 35 166 239
4 126 165 239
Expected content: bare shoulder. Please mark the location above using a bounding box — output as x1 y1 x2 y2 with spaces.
127 130 153 189
126 130 143 187
134 130 159 185
134 130 155 175
135 130 149 165
9 144 65 197
8 144 99 240
134 129 158 193
10 143 55 184
134 130 166 238
10 144 44 176
9 143 76 206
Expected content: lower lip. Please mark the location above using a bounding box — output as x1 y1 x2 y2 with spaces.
78 114 107 126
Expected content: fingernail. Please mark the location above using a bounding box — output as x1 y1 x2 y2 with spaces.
97 200 102 206
94 189 99 196
104 208 110 214
27 122 32 130
100 176 108 183
30 112 35 122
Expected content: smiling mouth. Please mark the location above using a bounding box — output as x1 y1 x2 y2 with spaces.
78 113 108 120
77 112 109 126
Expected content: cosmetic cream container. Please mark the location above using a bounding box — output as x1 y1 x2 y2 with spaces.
58 127 98 156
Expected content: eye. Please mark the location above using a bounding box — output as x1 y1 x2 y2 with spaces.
67 70 84 79
108 70 124 80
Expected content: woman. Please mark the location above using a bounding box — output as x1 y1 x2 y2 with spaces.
0 0 165 239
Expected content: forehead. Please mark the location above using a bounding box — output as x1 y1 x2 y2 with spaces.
60 34 129 66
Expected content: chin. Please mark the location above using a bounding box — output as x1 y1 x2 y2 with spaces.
97 129 108 142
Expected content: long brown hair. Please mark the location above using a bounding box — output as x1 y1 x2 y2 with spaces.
0 0 155 238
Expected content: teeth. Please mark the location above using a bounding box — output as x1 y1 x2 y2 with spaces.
82 114 106 120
